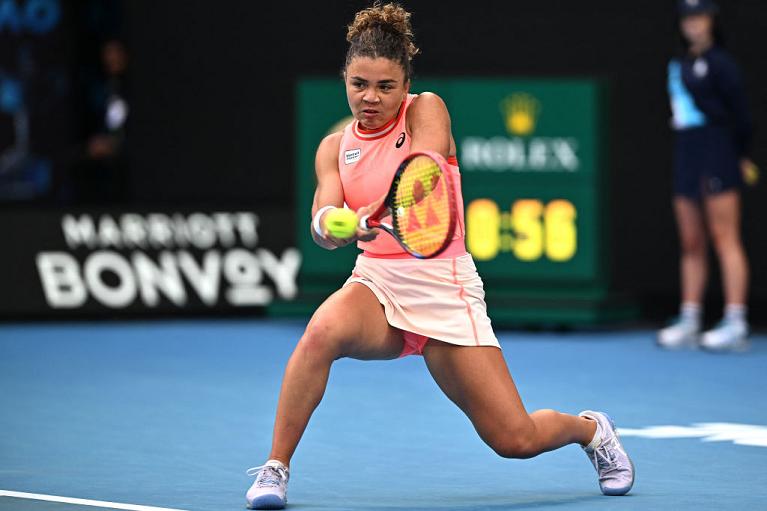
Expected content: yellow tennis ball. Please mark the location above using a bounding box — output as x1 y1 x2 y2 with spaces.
324 208 358 239
743 162 760 187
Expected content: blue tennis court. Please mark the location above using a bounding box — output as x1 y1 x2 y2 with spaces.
1 320 766 511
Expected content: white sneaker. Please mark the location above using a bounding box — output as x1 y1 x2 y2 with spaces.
657 318 700 349
246 460 289 509
579 411 635 496
700 320 749 352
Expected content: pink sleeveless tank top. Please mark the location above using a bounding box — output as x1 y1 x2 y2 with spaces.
338 94 466 258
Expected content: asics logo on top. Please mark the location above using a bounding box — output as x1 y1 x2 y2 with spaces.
395 132 406 148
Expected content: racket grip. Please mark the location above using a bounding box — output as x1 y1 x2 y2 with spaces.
359 214 371 230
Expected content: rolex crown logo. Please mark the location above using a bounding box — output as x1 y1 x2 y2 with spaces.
501 93 540 136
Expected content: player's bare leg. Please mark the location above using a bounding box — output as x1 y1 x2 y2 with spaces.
247 283 403 509
422 342 594 456
270 283 403 464
423 341 634 495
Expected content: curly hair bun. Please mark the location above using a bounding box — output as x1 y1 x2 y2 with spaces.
346 2 419 65
346 2 419 59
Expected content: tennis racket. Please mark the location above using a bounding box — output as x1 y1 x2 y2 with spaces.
358 150 458 259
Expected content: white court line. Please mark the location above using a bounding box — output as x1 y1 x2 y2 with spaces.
618 422 767 447
0 490 188 511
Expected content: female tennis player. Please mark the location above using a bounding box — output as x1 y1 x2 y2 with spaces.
246 3 634 508
657 0 754 351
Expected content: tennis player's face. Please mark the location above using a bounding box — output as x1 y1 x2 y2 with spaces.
345 57 409 130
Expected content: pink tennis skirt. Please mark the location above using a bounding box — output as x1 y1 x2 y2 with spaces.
343 253 500 357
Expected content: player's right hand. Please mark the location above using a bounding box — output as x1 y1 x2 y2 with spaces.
353 204 381 243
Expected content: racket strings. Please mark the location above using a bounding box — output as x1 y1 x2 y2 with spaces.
392 156 453 256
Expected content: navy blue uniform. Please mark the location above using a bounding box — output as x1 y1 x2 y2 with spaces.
667 45 753 198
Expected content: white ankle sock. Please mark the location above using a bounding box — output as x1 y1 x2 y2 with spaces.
680 302 701 327
584 419 602 451
724 304 747 325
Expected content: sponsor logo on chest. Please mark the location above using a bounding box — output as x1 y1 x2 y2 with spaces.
344 148 361 165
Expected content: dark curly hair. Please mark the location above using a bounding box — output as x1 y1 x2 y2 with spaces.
344 2 419 81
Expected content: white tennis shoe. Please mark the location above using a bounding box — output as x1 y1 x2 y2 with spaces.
246 459 289 510
579 410 635 496
700 319 749 352
657 318 700 349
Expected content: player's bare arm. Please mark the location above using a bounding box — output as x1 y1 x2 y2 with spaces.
407 92 453 158
312 131 377 249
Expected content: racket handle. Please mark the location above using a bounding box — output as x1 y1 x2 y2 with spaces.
358 214 371 230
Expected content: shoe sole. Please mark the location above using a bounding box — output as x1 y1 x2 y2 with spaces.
600 413 635 496
701 338 750 353
247 494 286 510
656 335 699 350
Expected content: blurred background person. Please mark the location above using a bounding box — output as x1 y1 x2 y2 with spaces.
69 37 129 203
658 0 755 352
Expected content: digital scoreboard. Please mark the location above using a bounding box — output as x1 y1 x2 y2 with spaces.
281 78 635 326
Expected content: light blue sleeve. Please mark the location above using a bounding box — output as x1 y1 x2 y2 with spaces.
667 60 706 130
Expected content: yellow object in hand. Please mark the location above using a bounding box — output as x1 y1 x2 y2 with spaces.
324 208 359 239
743 161 760 187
